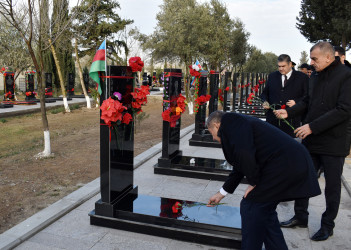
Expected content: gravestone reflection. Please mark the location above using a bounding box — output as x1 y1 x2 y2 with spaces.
89 66 242 248
155 69 235 181
189 71 221 148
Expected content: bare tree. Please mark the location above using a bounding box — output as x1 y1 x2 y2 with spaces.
0 0 83 157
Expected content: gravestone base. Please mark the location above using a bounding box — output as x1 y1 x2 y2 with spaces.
189 132 222 148
155 153 246 182
150 86 160 91
45 97 72 101
0 103 14 108
90 193 242 249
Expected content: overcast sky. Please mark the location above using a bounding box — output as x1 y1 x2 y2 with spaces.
117 0 350 65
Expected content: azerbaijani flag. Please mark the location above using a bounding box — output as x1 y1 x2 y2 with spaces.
89 40 106 94
195 59 202 70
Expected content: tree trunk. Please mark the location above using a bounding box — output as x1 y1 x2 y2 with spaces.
27 43 52 158
74 38 91 108
49 38 70 112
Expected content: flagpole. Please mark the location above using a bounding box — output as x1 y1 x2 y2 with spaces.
105 38 107 99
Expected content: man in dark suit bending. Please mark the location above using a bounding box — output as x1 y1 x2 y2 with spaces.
207 111 321 250
261 54 309 137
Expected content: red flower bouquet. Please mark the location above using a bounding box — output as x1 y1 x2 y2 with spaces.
129 57 144 72
162 94 187 127
195 94 211 106
100 97 127 126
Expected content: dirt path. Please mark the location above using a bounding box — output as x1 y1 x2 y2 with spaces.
0 96 195 233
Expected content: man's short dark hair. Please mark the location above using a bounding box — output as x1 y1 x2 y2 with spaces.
310 41 335 56
206 110 224 128
299 63 309 69
334 46 345 56
277 54 292 63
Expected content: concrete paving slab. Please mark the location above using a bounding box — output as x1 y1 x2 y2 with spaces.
0 121 350 250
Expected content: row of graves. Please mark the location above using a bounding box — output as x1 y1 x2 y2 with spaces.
0 71 92 109
88 61 267 248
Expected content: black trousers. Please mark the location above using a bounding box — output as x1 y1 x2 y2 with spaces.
241 198 288 250
294 154 344 231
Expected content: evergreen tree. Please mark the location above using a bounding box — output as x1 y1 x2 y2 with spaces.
72 0 133 61
296 0 351 50
41 0 55 79
51 0 75 90
299 51 309 65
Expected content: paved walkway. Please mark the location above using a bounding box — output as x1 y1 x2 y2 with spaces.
1 124 351 249
0 97 93 118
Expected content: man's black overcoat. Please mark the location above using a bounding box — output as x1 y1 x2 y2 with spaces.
219 113 321 203
260 70 309 137
287 58 351 156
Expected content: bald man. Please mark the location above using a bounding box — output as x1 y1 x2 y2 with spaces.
275 42 351 241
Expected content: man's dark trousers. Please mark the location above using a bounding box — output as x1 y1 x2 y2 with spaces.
294 154 344 231
240 199 288 250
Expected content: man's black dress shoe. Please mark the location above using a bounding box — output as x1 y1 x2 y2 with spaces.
311 228 333 241
280 217 308 228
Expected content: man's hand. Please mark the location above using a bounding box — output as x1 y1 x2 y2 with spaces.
244 185 255 198
262 101 270 109
294 124 312 139
207 192 225 207
273 109 288 119
286 100 296 107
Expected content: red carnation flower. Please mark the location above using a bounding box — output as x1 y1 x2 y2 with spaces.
281 105 286 109
122 113 133 125
129 57 144 72
225 86 230 91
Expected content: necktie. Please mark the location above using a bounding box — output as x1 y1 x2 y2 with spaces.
283 75 287 88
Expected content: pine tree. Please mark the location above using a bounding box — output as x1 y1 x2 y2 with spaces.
72 0 133 61
51 0 75 90
296 0 351 50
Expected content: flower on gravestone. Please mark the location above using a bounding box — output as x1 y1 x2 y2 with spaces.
113 92 122 100
122 112 133 125
162 94 186 127
131 85 150 113
195 94 211 106
188 65 201 78
100 97 127 126
225 86 230 91
128 57 144 72
218 89 224 104
25 92 32 96
0 67 5 74
162 108 171 122
247 93 255 104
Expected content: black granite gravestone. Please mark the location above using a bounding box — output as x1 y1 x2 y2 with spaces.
155 69 238 181
3 72 15 101
25 73 38 101
67 73 75 97
236 73 267 118
45 73 53 97
189 71 221 148
232 73 239 112
90 66 242 248
209 71 219 114
223 72 231 112
83 73 90 93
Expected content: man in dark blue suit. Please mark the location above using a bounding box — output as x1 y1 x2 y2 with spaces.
207 111 321 250
261 54 309 137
